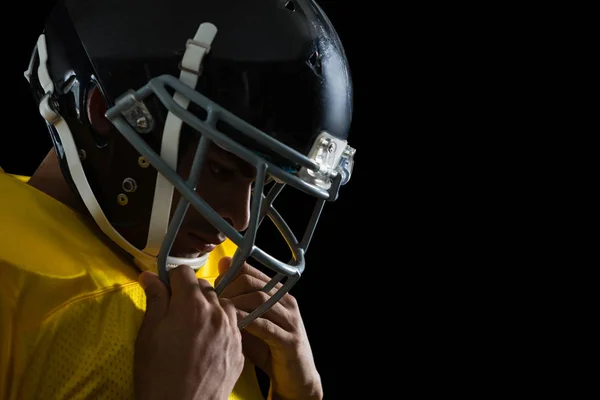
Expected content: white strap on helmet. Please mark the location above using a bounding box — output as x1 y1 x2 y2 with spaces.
26 34 156 269
143 23 218 270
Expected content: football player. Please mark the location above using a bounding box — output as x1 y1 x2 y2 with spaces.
0 0 355 398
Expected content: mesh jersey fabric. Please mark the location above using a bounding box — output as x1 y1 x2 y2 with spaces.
0 169 264 400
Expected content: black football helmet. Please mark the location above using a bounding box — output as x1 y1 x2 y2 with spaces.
24 0 355 328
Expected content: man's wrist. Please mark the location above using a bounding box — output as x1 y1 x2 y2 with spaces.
267 379 323 400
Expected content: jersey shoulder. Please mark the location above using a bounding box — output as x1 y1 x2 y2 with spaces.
0 170 262 399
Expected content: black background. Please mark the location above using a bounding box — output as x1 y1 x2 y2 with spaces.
2 1 374 398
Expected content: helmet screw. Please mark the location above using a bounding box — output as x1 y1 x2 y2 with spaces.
138 156 149 168
122 178 137 193
136 117 148 130
117 193 128 206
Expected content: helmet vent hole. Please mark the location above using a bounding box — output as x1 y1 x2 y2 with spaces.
284 1 295 11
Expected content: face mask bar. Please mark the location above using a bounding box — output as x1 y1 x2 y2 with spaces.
105 74 346 328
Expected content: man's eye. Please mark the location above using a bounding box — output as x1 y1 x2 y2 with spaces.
208 161 234 178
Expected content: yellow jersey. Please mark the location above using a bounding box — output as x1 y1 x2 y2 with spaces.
0 170 264 399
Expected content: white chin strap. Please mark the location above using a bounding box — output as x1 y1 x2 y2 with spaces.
143 22 218 269
24 23 218 273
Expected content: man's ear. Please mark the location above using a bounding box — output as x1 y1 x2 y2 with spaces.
86 83 113 137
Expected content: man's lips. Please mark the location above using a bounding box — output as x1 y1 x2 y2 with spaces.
187 232 217 254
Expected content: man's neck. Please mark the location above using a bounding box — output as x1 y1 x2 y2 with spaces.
28 149 88 215
27 148 142 269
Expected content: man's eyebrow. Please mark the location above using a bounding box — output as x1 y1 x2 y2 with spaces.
210 145 256 178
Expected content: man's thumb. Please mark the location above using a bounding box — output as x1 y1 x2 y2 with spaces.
214 256 233 288
218 256 233 275
138 271 169 329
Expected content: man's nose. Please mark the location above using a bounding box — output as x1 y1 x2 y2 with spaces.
217 185 251 232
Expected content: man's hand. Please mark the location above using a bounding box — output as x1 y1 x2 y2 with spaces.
216 257 323 400
135 265 244 400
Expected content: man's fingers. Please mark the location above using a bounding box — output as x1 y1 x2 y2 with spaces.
236 309 291 349
220 274 277 299
169 265 203 300
216 257 284 293
218 256 233 276
138 271 169 333
196 277 220 304
215 256 243 288
230 292 292 331
218 297 240 326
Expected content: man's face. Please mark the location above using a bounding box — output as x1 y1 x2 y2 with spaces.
168 140 256 259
